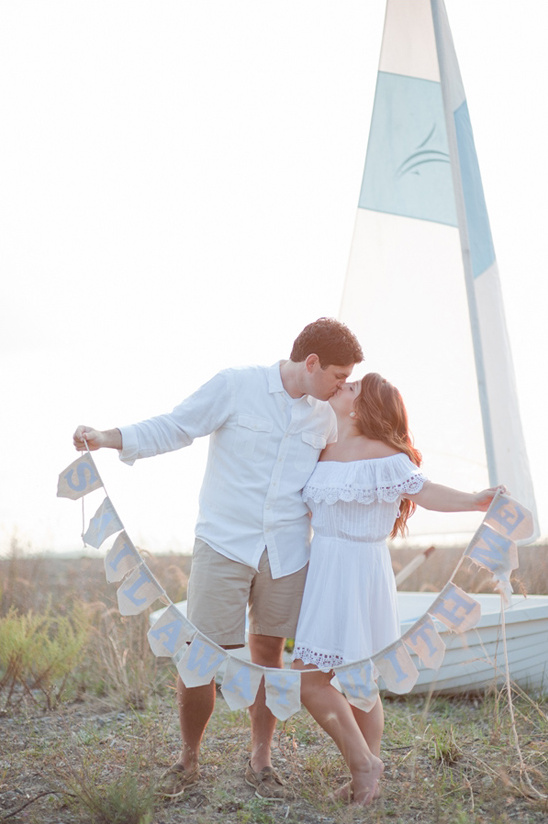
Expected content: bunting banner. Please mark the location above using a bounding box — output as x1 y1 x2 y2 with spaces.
403 614 446 670
58 451 535 720
336 659 379 712
116 562 166 617
104 531 141 583
57 454 103 500
176 634 227 687
221 658 264 711
264 668 302 721
428 583 482 633
83 497 123 548
373 642 419 694
147 604 196 658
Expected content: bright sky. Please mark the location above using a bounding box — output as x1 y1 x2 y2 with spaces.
1 0 546 557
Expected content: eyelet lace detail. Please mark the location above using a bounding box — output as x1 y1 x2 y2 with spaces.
303 474 427 505
292 645 344 669
302 454 427 505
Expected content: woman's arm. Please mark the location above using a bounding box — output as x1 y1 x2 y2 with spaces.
406 481 505 513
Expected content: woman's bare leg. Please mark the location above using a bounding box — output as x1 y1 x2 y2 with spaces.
332 697 385 802
293 663 383 806
351 695 384 757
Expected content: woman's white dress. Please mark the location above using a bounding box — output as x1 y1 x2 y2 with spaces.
292 454 427 669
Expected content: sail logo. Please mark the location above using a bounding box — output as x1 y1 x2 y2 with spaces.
396 124 450 179
359 71 457 226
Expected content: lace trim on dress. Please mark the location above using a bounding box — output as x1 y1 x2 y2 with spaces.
292 645 344 670
302 473 427 505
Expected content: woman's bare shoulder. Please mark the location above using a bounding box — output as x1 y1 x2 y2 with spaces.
321 437 400 463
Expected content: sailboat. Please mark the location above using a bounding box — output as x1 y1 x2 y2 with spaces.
339 0 538 544
337 0 545 693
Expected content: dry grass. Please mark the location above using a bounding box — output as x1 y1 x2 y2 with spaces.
391 543 548 596
1 544 548 823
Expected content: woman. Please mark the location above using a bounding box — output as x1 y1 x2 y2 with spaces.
291 373 503 806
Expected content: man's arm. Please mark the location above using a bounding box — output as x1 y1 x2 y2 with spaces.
73 425 122 452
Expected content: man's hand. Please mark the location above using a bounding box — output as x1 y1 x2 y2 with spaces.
73 426 122 452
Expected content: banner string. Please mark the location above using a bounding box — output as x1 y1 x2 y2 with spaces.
58 451 535 703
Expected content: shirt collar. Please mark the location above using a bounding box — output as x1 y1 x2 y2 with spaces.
267 362 314 405
267 362 285 394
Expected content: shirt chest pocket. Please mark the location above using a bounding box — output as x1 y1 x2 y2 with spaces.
235 414 274 461
294 430 327 473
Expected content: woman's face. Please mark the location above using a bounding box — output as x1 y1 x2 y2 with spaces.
328 379 362 417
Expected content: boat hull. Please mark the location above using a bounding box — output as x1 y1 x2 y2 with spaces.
395 593 548 696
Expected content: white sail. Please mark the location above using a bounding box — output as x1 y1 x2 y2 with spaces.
340 0 538 542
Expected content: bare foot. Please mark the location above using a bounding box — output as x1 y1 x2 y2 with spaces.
351 757 384 806
331 780 353 803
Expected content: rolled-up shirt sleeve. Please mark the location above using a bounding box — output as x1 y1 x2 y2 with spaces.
119 370 234 465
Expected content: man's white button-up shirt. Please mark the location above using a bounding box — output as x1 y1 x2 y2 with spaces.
119 363 337 578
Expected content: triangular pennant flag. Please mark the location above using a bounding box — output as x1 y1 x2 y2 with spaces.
335 659 379 712
57 454 102 500
83 497 123 548
465 523 518 577
403 614 446 670
264 669 301 721
147 604 196 657
116 562 165 616
104 531 141 583
176 634 227 687
220 657 264 711
429 583 481 632
484 494 534 543
373 641 419 694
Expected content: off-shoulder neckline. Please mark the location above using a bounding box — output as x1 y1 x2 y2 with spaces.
317 453 405 465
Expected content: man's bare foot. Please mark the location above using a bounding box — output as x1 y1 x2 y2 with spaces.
351 756 384 806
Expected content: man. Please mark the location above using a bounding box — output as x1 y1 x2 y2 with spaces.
73 317 363 800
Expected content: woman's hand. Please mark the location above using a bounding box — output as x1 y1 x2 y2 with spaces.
471 484 508 512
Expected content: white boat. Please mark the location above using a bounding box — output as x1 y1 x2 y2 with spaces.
395 592 548 697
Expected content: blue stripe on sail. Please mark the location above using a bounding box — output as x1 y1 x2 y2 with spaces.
359 72 457 226
454 101 495 278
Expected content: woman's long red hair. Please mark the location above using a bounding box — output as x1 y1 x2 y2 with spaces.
354 373 422 538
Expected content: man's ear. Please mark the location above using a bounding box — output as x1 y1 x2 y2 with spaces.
304 353 320 373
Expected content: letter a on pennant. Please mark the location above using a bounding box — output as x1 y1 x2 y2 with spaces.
147 604 196 657
221 658 263 711
176 634 227 687
57 454 102 500
264 669 301 721
83 497 123 548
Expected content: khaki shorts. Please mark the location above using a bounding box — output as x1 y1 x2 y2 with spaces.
187 538 308 647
